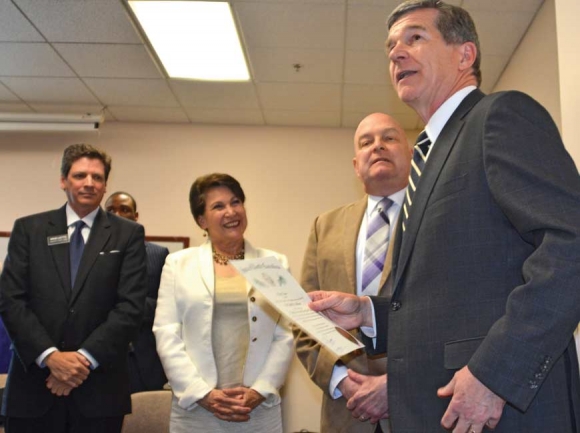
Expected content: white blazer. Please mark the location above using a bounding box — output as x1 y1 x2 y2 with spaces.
153 240 293 411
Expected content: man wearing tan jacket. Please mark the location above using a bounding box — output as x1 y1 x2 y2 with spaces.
295 113 412 433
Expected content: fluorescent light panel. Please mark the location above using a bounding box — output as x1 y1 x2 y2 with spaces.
0 113 103 132
128 1 250 81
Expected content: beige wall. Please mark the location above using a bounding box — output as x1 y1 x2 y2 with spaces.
556 0 580 164
493 0 561 131
0 121 367 432
492 0 580 169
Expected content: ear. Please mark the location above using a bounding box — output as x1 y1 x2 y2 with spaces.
197 215 207 230
134 211 139 222
60 176 66 190
458 42 477 71
352 157 361 179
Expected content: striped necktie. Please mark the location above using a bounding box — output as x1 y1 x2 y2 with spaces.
70 220 86 288
402 130 432 232
361 197 393 294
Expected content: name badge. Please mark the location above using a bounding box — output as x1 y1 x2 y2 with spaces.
47 234 69 246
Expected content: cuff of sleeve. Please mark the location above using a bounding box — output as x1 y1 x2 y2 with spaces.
37 347 57 367
329 364 348 399
78 349 99 369
360 297 377 349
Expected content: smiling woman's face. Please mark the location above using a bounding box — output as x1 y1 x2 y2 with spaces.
196 186 247 244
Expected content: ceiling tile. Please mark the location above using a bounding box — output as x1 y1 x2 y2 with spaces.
346 5 391 50
84 78 178 107
1 77 99 104
0 102 32 112
344 49 389 84
171 81 260 109
257 82 341 111
184 107 265 126
342 83 414 115
28 104 105 115
0 81 21 102
264 110 340 127
470 10 536 56
107 106 189 123
13 0 141 43
250 48 343 83
235 3 345 49
463 0 543 13
0 1 44 42
0 43 74 77
54 44 162 79
233 0 345 3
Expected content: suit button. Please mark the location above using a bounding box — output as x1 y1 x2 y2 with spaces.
69 309 75 314
250 297 256 302
391 301 402 311
60 341 65 349
252 316 257 322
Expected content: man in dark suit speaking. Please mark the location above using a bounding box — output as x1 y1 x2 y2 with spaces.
308 1 580 432
105 191 169 393
0 144 147 433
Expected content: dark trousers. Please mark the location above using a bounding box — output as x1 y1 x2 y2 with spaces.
5 397 123 433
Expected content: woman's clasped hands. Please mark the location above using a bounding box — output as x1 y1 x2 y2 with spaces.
199 387 266 422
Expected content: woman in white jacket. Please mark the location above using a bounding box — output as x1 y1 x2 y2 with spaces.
153 173 293 433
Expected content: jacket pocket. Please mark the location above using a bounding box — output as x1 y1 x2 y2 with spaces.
444 336 485 370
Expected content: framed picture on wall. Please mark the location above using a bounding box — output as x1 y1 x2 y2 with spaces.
0 232 190 268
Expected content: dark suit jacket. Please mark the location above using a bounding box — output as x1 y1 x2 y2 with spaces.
0 205 147 418
127 241 169 392
295 197 394 433
370 90 580 432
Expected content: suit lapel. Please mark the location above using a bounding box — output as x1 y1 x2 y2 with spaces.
343 198 366 294
70 208 111 304
47 206 71 300
393 89 485 294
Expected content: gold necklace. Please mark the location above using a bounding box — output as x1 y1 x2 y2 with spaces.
212 248 245 265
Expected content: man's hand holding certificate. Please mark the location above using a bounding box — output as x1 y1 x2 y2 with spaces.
231 257 364 358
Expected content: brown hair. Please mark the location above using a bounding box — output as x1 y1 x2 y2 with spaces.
61 143 112 181
189 173 246 226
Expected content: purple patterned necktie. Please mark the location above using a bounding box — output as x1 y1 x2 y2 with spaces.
361 197 393 294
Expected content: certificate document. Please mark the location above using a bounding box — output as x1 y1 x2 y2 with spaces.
231 256 364 358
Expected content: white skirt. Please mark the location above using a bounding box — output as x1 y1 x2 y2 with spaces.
170 397 282 433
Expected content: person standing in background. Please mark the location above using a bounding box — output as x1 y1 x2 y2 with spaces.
105 191 169 393
295 113 411 433
0 144 147 433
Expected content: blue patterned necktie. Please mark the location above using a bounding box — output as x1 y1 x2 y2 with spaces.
402 130 432 232
70 220 86 288
361 197 393 294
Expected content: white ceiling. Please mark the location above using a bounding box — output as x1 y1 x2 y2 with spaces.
0 0 544 130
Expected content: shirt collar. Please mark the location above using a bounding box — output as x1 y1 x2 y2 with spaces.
65 203 99 229
425 86 477 143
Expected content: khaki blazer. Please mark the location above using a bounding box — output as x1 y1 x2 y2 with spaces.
294 197 396 433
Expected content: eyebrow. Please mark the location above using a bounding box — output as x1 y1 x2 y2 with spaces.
386 24 428 47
